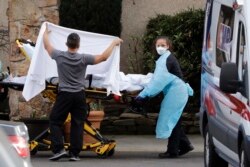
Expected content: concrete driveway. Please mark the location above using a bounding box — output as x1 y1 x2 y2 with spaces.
31 134 204 167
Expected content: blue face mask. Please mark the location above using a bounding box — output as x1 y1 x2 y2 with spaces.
156 46 167 55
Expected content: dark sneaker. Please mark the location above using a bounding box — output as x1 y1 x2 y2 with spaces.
179 145 194 156
49 149 67 161
158 152 178 158
69 155 80 161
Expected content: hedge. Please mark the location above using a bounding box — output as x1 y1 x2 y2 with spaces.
59 0 122 37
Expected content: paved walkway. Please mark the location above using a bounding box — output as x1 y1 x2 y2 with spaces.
32 134 204 167
112 134 203 152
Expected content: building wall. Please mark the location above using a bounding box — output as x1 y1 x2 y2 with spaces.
120 0 205 72
0 0 205 120
0 0 10 72
1 0 59 120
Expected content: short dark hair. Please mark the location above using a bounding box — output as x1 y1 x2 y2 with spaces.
66 33 80 49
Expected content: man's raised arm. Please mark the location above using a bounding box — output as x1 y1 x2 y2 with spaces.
94 38 123 64
43 24 54 56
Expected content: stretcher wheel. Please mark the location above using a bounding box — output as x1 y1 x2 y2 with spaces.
97 152 108 158
97 148 115 158
107 148 115 157
30 147 38 155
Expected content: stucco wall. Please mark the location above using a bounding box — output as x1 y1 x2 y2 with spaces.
120 0 205 72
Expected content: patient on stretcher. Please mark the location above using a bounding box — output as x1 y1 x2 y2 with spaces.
1 72 152 93
1 37 152 96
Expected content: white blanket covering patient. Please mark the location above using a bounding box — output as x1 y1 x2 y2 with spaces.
8 22 152 101
22 22 122 101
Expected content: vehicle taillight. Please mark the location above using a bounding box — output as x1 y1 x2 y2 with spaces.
8 135 29 158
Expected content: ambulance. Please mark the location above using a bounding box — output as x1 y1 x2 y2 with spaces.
199 0 250 166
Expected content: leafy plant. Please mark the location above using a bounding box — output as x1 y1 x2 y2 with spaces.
89 99 103 111
59 0 122 36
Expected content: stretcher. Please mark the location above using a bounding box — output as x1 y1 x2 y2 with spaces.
0 39 146 157
0 39 122 157
0 76 118 158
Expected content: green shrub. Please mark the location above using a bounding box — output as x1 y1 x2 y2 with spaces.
142 8 205 112
59 0 122 36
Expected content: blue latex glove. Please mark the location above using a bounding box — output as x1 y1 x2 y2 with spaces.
135 96 148 103
130 96 147 115
135 96 144 101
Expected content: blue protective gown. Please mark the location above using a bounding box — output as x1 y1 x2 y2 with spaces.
138 51 193 139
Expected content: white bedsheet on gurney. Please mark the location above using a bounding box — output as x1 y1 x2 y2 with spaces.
22 22 121 101
14 22 153 99
3 72 152 93
87 72 152 92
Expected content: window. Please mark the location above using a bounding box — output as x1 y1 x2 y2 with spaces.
236 22 248 98
216 5 234 67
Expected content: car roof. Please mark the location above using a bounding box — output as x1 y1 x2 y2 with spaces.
0 120 29 140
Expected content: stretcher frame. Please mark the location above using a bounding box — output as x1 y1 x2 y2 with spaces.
0 80 117 158
34 82 117 157
0 39 120 158
0 81 116 158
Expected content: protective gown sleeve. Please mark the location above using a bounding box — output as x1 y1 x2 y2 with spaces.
138 51 176 98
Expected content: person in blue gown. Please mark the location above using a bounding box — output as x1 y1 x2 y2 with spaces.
136 36 194 158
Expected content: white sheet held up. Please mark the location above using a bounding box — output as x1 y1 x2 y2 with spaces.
22 22 121 101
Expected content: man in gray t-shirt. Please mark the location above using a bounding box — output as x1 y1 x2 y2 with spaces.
43 24 122 161
51 50 94 92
